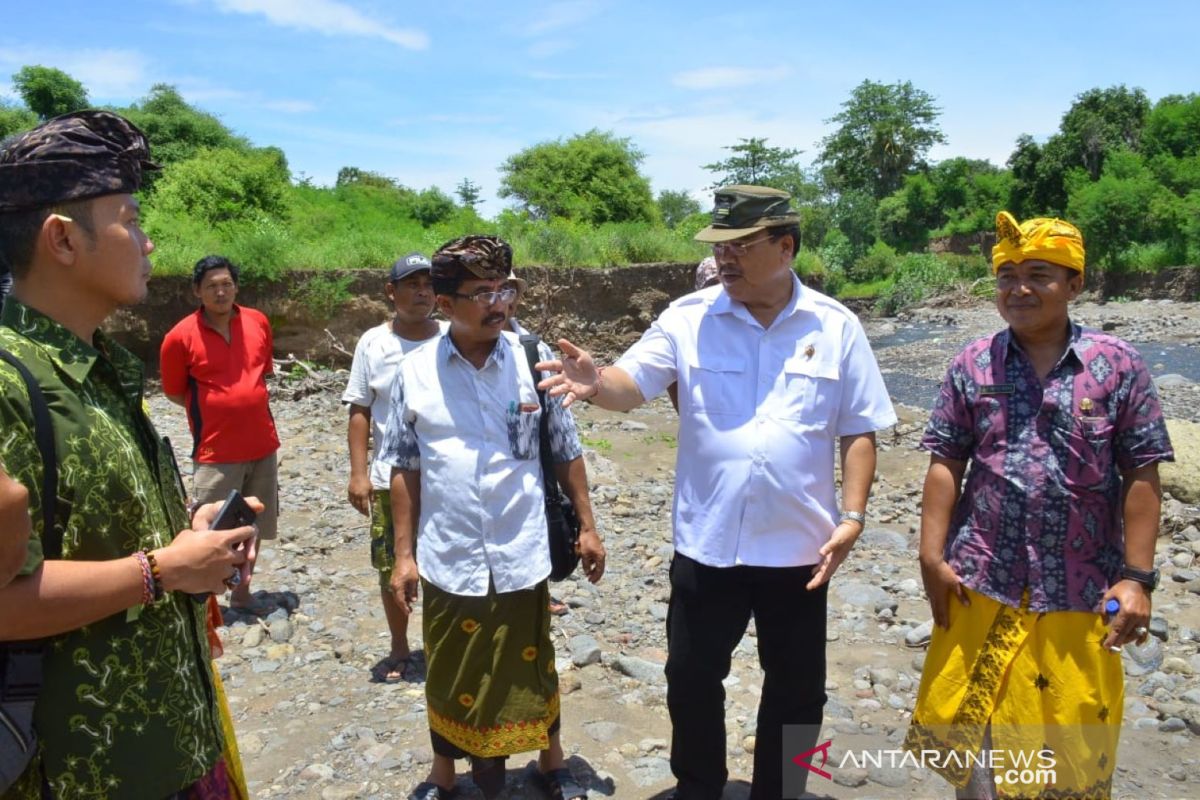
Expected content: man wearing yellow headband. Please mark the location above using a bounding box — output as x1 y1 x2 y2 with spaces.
904 212 1174 797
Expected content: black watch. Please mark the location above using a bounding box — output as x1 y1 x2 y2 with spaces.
1120 564 1159 592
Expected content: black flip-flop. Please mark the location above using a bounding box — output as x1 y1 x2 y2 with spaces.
532 767 587 800
407 780 456 800
369 654 408 684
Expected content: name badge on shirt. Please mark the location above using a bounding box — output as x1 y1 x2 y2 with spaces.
980 384 1015 396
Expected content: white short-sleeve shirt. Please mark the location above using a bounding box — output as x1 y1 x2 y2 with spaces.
615 274 897 568
341 320 447 489
376 331 584 596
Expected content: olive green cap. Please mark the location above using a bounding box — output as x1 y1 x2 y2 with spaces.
693 184 799 243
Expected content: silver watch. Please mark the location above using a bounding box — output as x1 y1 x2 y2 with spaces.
840 510 866 526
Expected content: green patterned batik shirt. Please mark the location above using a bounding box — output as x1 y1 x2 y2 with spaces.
0 300 222 800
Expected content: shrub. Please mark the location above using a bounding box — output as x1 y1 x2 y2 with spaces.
877 253 959 316
848 240 898 283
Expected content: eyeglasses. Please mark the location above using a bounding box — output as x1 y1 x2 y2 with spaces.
711 233 774 257
451 286 518 306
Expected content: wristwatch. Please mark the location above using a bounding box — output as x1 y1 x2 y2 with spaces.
840 510 866 527
1120 564 1159 592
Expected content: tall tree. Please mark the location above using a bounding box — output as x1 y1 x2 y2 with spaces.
498 129 657 224
656 189 701 229
121 84 250 170
816 79 946 200
703 137 803 187
455 178 483 208
11 66 89 120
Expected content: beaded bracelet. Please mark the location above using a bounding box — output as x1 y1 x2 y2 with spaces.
133 551 155 605
141 549 165 601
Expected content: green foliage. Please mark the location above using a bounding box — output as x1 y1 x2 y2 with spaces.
703 137 803 187
849 240 898 283
455 178 482 208
293 273 354 319
411 187 456 227
580 435 613 452
150 146 290 226
656 190 701 229
0 99 37 139
498 129 657 224
877 253 960 315
121 85 250 170
494 214 704 267
11 66 88 119
817 80 946 199
1142 94 1200 159
1066 150 1168 267
793 248 843 296
830 189 879 262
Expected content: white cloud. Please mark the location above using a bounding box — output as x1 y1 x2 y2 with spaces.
263 99 317 114
672 65 792 91
0 46 149 99
524 70 608 81
527 39 572 59
211 0 429 49
178 83 315 114
525 0 602 36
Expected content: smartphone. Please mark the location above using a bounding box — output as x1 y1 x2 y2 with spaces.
189 489 257 601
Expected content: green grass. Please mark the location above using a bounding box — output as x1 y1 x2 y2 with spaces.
837 278 893 299
641 432 677 448
580 436 613 452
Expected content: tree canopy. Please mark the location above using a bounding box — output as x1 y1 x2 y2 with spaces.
11 66 89 120
817 79 946 200
498 129 657 224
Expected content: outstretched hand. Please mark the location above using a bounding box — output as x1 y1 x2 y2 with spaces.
536 339 600 409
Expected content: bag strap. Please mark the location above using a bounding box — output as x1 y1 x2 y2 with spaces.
0 349 61 559
519 335 562 497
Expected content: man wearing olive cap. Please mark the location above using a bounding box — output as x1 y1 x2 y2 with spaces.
377 235 605 800
537 186 896 799
0 111 257 799
904 213 1173 798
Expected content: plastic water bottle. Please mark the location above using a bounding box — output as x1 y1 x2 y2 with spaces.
1105 598 1163 675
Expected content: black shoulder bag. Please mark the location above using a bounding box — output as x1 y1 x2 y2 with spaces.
0 349 63 793
519 335 581 582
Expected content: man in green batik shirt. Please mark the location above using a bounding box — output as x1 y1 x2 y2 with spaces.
0 111 260 800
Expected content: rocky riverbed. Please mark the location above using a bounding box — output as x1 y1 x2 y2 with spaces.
147 298 1200 800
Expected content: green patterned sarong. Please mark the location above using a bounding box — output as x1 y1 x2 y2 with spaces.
422 578 560 757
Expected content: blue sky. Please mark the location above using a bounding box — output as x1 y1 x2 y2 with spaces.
3 1 1198 211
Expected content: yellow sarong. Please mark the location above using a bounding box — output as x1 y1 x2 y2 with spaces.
904 587 1123 798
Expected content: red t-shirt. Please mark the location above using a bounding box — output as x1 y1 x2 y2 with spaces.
160 305 280 463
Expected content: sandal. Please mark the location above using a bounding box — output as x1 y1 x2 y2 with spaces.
532 767 587 800
407 781 456 800
369 654 409 684
548 597 569 616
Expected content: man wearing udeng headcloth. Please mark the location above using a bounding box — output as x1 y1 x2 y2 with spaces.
0 111 258 799
905 212 1174 798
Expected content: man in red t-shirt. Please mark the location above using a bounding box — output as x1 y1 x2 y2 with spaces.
161 255 280 610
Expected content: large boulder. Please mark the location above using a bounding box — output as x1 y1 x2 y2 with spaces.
1162 419 1200 504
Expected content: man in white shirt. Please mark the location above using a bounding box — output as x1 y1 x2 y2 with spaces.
378 235 605 800
537 186 897 800
342 252 444 683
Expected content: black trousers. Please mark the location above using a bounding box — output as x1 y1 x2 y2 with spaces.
666 554 828 800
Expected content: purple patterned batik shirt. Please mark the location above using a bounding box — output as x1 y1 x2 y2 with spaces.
921 323 1174 612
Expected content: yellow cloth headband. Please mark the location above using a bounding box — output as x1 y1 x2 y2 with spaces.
991 211 1086 275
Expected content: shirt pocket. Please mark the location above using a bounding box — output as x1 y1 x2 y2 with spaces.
685 357 750 416
506 403 542 460
1050 415 1116 491
777 357 839 421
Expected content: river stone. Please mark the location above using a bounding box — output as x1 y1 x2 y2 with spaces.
611 655 666 684
1161 419 1200 502
905 620 934 648
569 634 602 667
834 581 891 609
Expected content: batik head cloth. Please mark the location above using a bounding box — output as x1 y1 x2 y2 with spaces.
991 211 1086 275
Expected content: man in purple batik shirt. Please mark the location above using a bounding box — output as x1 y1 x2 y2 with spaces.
905 212 1174 799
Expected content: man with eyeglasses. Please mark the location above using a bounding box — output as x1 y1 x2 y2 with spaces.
536 185 896 800
161 254 280 612
378 235 604 800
